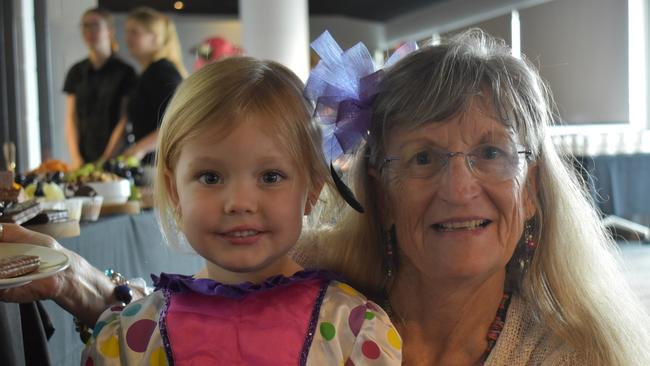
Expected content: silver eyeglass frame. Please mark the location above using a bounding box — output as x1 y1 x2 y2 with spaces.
379 145 533 182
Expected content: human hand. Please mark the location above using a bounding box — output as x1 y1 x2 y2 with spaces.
0 224 70 303
0 224 122 325
122 147 145 162
70 156 84 171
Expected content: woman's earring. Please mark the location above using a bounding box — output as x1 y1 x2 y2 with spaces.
521 221 537 268
385 225 397 280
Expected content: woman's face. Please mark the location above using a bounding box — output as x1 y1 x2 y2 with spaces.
80 13 111 51
379 97 537 284
125 19 158 60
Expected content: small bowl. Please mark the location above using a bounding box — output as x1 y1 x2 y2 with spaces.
64 198 84 221
85 180 131 205
80 196 104 221
39 200 66 211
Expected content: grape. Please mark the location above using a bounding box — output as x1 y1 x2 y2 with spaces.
34 182 44 197
120 169 132 179
75 185 97 197
115 160 125 172
102 160 113 173
78 163 95 176
130 167 145 186
125 156 140 168
14 174 26 186
129 185 142 201
47 171 65 184
23 174 37 186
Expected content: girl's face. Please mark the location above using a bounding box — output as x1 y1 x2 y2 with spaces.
166 116 318 283
81 13 111 52
125 19 157 60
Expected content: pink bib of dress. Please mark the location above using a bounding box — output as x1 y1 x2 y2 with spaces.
163 278 324 365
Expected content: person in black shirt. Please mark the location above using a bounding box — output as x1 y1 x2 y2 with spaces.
63 8 137 168
103 7 186 164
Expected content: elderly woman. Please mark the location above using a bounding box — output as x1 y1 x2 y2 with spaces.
313 30 650 365
1 29 649 366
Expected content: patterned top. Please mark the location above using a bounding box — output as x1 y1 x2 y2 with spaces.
485 294 582 365
81 270 401 365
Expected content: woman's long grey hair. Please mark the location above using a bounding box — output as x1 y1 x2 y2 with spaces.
316 29 650 365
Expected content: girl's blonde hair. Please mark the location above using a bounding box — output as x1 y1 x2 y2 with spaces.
318 29 650 365
82 7 118 53
154 56 331 249
127 7 188 77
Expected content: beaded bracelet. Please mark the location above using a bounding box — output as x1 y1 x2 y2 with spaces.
104 268 134 305
74 269 133 344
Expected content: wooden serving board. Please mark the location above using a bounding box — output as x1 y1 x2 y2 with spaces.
100 201 141 216
25 220 81 239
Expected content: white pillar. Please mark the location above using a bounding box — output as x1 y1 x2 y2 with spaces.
239 0 310 80
15 0 41 170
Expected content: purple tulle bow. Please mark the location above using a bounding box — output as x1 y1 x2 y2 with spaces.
305 31 418 162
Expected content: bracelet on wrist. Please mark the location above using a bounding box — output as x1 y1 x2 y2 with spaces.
74 268 133 344
105 268 134 305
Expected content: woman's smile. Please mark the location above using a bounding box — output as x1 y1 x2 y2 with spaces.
432 218 492 232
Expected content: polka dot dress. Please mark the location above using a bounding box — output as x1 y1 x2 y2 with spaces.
309 282 402 365
82 291 168 366
81 275 401 365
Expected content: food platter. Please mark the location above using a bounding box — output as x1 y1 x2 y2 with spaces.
0 243 69 289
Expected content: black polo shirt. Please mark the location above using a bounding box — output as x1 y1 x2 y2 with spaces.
63 56 137 162
126 58 182 142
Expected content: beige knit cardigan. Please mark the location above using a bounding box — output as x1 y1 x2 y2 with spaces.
486 295 582 365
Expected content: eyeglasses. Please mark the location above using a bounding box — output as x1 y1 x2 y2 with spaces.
380 143 532 183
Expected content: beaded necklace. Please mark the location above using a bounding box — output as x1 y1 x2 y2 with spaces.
385 291 512 365
477 292 512 365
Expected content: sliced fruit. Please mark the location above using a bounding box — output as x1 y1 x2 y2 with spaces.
43 182 65 201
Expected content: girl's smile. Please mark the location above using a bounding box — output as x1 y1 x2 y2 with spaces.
217 226 266 245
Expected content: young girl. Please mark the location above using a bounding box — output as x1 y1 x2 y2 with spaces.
81 57 401 365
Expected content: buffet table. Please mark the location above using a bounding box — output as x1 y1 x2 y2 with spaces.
42 211 203 365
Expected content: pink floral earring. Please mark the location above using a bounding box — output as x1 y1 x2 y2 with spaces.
521 221 537 269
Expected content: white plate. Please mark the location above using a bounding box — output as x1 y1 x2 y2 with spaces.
0 243 70 289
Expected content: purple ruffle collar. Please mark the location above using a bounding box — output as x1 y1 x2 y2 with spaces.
152 269 340 299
